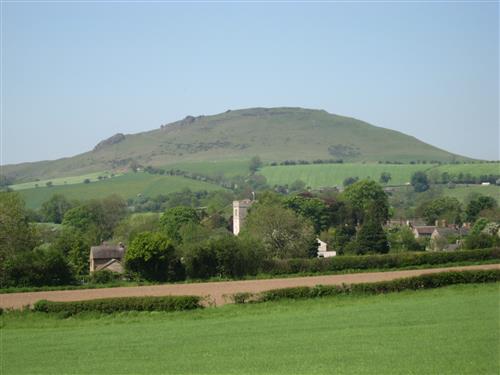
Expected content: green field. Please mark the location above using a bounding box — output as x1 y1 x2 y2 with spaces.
433 163 500 176
10 171 120 191
18 172 224 209
2 283 498 374
169 160 251 178
260 163 433 188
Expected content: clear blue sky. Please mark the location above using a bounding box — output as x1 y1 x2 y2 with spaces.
1 1 499 165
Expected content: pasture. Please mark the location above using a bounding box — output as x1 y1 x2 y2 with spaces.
2 283 498 374
10 171 119 191
168 160 250 178
259 163 432 188
17 172 224 209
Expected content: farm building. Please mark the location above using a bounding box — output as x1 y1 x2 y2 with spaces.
89 243 125 273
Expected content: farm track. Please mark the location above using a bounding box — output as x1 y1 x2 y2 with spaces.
1 263 499 309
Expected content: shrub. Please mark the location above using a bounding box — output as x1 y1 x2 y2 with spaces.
1 247 75 287
256 269 500 302
89 270 120 284
259 248 500 276
33 295 203 315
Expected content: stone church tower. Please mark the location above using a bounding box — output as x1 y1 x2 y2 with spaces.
232 199 253 235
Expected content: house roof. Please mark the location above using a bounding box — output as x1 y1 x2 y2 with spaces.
90 244 125 260
434 227 470 237
414 226 436 235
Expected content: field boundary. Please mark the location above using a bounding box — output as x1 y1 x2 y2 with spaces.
1 263 498 309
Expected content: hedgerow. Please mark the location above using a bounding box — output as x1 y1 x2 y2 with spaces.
259 248 500 275
33 295 203 315
254 269 500 303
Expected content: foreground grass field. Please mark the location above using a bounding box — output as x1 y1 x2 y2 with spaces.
2 283 498 374
18 172 224 209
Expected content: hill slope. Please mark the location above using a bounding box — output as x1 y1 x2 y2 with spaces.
3 107 472 182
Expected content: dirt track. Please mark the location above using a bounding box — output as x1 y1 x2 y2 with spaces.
1 264 499 309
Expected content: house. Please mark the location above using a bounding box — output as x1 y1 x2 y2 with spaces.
317 238 336 258
429 227 469 251
412 226 436 239
89 243 125 273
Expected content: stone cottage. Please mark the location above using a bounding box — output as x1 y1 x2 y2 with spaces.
89 243 126 273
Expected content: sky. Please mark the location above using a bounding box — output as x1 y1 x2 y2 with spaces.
1 1 499 165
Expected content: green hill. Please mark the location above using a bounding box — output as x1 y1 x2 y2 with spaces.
3 107 473 183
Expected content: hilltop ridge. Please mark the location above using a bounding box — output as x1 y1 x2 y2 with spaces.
2 107 472 182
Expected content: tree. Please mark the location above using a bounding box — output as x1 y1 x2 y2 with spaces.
466 196 498 222
51 227 92 275
343 176 359 187
160 206 200 243
284 195 329 233
40 194 75 224
354 214 389 255
411 171 430 192
241 204 317 259
0 192 38 268
343 180 389 224
1 247 75 287
62 195 127 242
249 156 263 173
379 172 392 184
113 213 161 245
388 226 423 252
416 197 463 226
125 232 183 281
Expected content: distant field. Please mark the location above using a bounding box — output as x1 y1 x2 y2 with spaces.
433 163 500 176
10 171 119 191
259 163 432 188
168 160 250 178
439 184 500 202
2 283 498 374
18 172 224 209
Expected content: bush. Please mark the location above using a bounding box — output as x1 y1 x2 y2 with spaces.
1 248 75 288
33 295 203 315
259 248 500 276
88 270 121 284
256 269 500 302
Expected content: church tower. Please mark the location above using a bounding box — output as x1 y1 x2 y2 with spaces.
232 199 253 235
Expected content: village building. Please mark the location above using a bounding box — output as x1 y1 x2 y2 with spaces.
412 226 436 239
89 243 126 273
317 239 336 258
429 227 469 251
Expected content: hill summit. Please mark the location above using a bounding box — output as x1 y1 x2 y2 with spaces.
3 107 470 182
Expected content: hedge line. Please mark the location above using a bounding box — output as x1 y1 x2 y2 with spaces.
260 248 500 275
33 295 203 315
233 269 500 303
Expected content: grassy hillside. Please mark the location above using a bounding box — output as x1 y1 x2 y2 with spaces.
18 172 224 209
439 184 500 203
3 284 498 374
2 107 472 183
